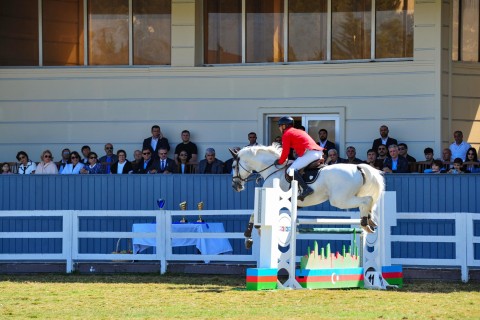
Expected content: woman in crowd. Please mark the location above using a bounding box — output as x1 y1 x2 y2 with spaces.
35 150 58 174
61 151 84 174
110 149 133 174
80 152 104 174
175 151 195 174
16 151 37 174
464 147 480 173
1 162 12 174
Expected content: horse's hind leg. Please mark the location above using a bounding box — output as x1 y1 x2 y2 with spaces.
330 195 375 233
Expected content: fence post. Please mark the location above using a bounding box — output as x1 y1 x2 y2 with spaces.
63 211 73 273
457 212 468 282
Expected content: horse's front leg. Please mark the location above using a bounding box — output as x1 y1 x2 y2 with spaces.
244 213 254 249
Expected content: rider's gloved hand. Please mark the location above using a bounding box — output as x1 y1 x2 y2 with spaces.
274 159 281 166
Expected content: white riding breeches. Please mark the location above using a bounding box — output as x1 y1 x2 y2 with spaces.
289 150 323 171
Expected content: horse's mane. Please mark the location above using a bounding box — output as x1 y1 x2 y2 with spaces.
238 143 282 159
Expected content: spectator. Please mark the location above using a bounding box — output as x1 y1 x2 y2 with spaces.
99 143 118 174
57 148 71 173
81 145 91 164
16 151 37 174
35 150 59 174
326 149 346 165
448 158 465 174
174 130 198 164
155 148 177 174
382 144 409 173
345 146 362 164
449 130 471 161
377 144 388 162
398 143 416 163
80 152 104 174
1 162 12 174
424 147 434 164
175 151 195 174
224 147 241 174
364 149 382 170
197 148 224 174
317 128 336 159
464 147 480 173
143 125 170 161
246 132 260 146
372 125 398 152
273 136 282 145
110 149 134 174
134 147 156 174
442 148 453 168
131 149 143 173
61 151 84 174
424 160 446 174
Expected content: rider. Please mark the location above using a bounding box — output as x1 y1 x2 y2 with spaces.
274 116 324 201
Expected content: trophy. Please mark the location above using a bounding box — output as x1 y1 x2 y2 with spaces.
197 201 204 222
157 198 165 209
179 201 187 223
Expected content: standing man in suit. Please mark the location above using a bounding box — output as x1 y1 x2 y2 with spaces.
372 125 398 152
143 125 170 161
317 129 336 159
155 147 177 174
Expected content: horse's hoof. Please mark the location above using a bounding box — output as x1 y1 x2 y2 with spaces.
367 215 378 227
360 216 368 227
244 223 253 238
245 238 253 250
361 225 374 234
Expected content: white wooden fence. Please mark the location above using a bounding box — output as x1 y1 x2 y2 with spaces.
0 191 479 281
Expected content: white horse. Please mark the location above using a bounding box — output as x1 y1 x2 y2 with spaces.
229 144 385 233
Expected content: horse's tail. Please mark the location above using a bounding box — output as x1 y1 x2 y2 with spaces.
356 163 385 209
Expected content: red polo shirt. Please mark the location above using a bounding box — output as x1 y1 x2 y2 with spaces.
279 127 323 164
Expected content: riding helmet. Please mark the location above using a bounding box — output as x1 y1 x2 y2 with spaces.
278 116 294 127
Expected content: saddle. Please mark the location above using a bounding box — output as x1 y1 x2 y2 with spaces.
285 159 325 184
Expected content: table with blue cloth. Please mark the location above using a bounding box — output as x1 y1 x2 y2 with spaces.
132 223 233 256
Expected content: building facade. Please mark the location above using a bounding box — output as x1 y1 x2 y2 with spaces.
0 0 479 163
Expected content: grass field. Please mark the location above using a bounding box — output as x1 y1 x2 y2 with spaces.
0 274 479 319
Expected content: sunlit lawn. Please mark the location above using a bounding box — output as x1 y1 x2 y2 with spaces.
0 274 479 319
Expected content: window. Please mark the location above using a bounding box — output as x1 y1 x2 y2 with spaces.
204 0 413 65
204 0 242 64
375 0 414 59
453 0 480 62
288 0 327 62
133 0 171 65
0 0 39 66
0 0 171 66
43 0 84 66
331 0 372 60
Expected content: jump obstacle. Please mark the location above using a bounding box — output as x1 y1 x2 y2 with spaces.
246 178 402 290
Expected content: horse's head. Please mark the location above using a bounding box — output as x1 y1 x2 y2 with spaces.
229 145 281 192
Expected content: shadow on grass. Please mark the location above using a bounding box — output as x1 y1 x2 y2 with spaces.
0 274 479 293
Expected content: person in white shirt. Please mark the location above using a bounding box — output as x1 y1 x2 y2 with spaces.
61 151 84 174
449 130 471 161
16 151 37 174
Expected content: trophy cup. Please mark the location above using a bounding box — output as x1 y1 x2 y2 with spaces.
197 201 204 223
179 201 187 223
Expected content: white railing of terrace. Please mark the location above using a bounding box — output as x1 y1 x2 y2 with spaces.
0 191 479 281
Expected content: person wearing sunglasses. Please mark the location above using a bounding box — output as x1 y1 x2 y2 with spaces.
35 150 59 174
98 143 117 174
61 151 84 174
80 152 104 174
175 151 195 174
133 147 156 174
16 151 37 174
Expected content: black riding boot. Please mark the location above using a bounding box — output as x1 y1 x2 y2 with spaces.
293 170 314 201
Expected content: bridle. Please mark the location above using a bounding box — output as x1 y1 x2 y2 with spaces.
232 155 284 185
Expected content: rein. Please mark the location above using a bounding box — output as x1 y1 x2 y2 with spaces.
233 156 284 184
